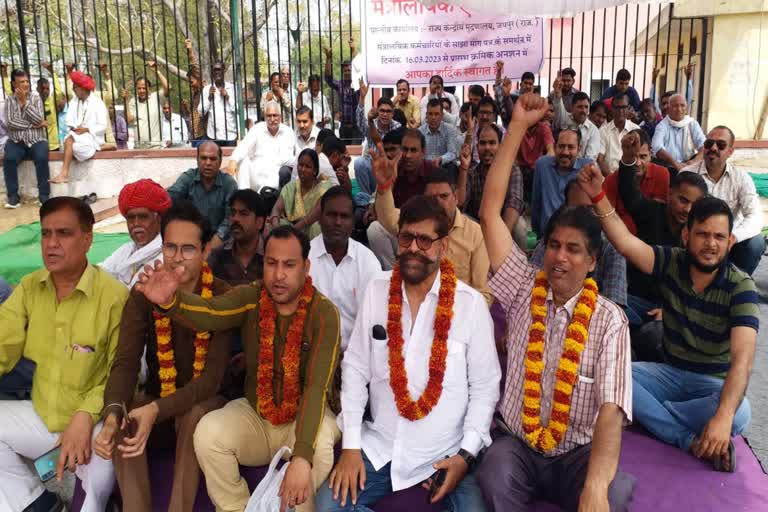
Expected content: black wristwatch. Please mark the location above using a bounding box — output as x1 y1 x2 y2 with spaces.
457 448 476 470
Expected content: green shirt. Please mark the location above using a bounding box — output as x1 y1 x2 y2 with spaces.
167 168 238 241
0 265 128 431
164 282 340 463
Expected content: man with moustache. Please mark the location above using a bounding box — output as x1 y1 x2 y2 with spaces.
96 202 232 512
296 75 332 129
547 67 579 113
198 60 238 146
651 94 706 173
393 78 420 128
123 60 171 148
316 195 500 512
579 160 759 473
101 179 172 288
680 125 766 275
208 189 268 286
0 197 127 511
552 82 600 161
135 224 341 512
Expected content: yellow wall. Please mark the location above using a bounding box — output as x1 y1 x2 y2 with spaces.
675 0 768 18
706 12 768 139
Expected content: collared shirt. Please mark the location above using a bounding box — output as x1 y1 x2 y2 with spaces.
553 96 601 160
490 247 632 457
356 105 401 154
5 91 46 146
463 161 524 221
0 265 128 431
394 95 421 127
651 246 759 376
531 155 591 235
340 270 500 490
518 122 554 169
681 161 764 242
599 119 640 172
130 91 165 147
161 112 189 146
376 189 493 304
295 124 320 154
530 234 627 307
207 240 264 286
308 235 381 350
325 77 359 125
392 160 434 207
260 88 293 122
600 85 642 111
167 168 238 240
604 161 669 235
548 87 580 113
301 91 332 126
198 81 239 141
419 121 460 164
471 123 506 162
651 117 706 163
419 92 460 125
231 121 296 190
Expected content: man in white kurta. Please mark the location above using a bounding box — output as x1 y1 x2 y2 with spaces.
50 71 108 183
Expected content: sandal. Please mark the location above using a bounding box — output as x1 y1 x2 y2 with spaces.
713 440 736 473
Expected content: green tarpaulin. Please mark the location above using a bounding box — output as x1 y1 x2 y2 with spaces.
0 222 130 285
750 173 768 198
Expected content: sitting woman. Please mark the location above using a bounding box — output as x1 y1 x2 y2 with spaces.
267 148 332 239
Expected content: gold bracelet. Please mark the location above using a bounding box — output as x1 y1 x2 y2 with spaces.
593 207 616 219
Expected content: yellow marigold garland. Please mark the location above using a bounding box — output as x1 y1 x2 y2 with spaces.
153 262 214 398
522 270 598 452
387 259 457 421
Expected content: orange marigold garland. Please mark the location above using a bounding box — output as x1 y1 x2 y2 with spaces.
256 276 315 425
387 259 457 421
154 262 214 398
522 270 598 452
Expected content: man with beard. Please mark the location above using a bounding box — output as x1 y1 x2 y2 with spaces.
652 94 706 173
135 225 341 512
309 186 380 350
477 93 633 512
680 125 766 275
100 179 172 288
208 189 268 285
168 141 238 255
578 162 759 473
198 60 238 146
124 60 170 148
552 81 600 161
530 128 591 236
316 195 500 512
547 67 579 113
95 201 232 512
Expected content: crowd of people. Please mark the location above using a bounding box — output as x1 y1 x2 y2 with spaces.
0 49 765 512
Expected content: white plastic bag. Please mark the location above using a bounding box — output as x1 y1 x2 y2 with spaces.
245 446 293 512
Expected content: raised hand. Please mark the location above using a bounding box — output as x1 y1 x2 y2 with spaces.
42 62 53 73
371 142 400 188
367 107 377 122
459 143 471 170
684 63 694 80
576 162 605 200
135 260 184 306
620 131 641 163
324 47 332 59
184 38 193 51
652 68 660 81
297 81 306 94
65 63 74 75
358 78 369 99
502 77 513 97
147 60 157 69
551 71 563 98
510 92 549 129
495 60 504 77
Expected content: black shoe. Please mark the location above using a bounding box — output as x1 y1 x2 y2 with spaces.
23 490 63 512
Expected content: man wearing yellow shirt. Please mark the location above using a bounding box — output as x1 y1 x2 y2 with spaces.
394 79 421 129
0 197 128 512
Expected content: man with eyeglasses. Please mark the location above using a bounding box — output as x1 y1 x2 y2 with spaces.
100 179 172 288
597 92 639 176
316 193 499 512
96 201 232 512
680 126 766 275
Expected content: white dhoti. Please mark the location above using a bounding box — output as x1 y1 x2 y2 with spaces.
0 400 115 512
237 159 280 191
66 131 100 161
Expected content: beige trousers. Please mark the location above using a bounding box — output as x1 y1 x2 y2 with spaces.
193 397 340 512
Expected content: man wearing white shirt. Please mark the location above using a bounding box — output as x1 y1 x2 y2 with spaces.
681 125 766 275
160 101 189 148
198 60 238 146
316 195 500 511
419 75 459 127
228 101 295 191
295 106 320 153
297 75 332 129
597 92 639 175
552 84 600 161
309 187 380 350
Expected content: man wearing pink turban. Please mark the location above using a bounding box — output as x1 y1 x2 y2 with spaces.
100 179 172 288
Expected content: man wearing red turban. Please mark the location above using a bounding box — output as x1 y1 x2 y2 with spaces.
49 70 108 183
100 179 171 288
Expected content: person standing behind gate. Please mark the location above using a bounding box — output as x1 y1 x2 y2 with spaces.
124 60 170 149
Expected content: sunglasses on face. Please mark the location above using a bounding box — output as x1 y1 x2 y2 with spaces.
397 232 445 251
704 139 728 150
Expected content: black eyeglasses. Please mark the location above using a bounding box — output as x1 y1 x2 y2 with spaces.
397 232 445 251
704 139 728 150
162 243 200 260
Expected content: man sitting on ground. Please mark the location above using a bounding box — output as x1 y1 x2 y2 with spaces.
419 98 461 174
471 96 505 162
96 201 232 512
552 83 600 161
597 92 640 175
354 82 401 196
229 101 295 191
136 225 341 512
168 141 238 255
393 78 420 128
547 66 579 112
477 93 633 511
652 93 705 173
316 195 500 512
50 71 108 184
208 189 268 286
0 197 128 511
100 179 172 288
681 125 766 275
582 159 758 473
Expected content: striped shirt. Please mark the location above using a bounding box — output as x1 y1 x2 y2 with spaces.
652 246 760 376
5 92 47 147
490 246 632 457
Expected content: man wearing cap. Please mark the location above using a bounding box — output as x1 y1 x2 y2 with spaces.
50 71 109 183
100 179 172 289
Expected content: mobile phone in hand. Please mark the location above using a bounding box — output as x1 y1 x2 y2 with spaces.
427 468 447 503
33 446 62 482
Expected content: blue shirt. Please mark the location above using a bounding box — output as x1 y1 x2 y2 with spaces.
531 155 591 235
600 85 641 111
651 117 706 163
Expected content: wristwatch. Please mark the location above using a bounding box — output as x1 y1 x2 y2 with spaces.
457 448 476 470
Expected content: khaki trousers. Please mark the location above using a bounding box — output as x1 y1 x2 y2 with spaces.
193 397 341 512
113 394 228 512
